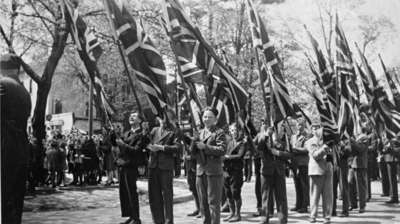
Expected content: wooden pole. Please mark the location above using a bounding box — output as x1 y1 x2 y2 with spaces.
167 35 206 164
103 0 143 116
88 79 94 138
254 48 270 125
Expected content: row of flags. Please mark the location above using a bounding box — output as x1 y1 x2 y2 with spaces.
306 13 400 144
66 0 400 143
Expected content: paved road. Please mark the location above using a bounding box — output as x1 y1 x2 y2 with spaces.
22 178 400 224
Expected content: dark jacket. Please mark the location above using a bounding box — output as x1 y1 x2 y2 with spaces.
224 137 246 172
256 134 291 176
195 127 226 176
1 76 31 167
350 134 369 169
148 126 181 170
117 128 150 168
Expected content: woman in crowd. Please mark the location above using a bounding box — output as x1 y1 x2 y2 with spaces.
100 127 117 185
223 123 246 222
194 107 226 224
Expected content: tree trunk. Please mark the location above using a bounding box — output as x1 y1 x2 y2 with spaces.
31 9 69 148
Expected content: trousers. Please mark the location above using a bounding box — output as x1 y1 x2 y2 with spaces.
196 174 223 224
261 171 288 223
149 168 174 224
309 169 333 219
119 167 139 220
348 168 367 209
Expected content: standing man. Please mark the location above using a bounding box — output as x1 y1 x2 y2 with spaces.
258 125 292 224
184 139 201 217
147 115 181 224
223 123 246 222
252 121 265 217
116 111 150 224
382 134 399 204
348 127 369 213
290 121 309 213
307 124 333 224
1 53 32 224
332 139 352 217
194 107 226 224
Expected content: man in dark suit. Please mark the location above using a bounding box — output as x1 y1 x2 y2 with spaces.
116 111 150 224
184 143 201 217
1 53 32 224
383 134 399 204
290 121 309 213
348 127 369 213
147 115 181 224
258 125 292 224
194 107 226 224
332 139 352 217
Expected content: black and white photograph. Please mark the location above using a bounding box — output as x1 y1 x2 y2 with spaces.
0 0 399 223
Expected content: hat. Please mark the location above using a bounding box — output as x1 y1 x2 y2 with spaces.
0 53 20 71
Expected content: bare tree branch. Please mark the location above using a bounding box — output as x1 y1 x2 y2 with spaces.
19 59 42 83
82 9 105 18
16 32 52 48
16 11 57 25
19 41 34 57
28 0 55 40
0 24 42 83
37 0 55 17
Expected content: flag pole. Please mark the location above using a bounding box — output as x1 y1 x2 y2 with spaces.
254 48 270 126
161 15 206 164
103 0 143 116
168 39 206 165
88 78 94 138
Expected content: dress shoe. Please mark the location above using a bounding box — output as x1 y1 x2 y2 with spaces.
229 215 241 222
338 212 349 217
120 218 132 224
187 210 199 217
323 218 330 224
331 211 337 216
380 194 389 197
290 207 299 212
221 203 230 213
309 217 316 223
359 208 365 213
223 214 234 222
196 213 202 218
385 199 399 204
129 220 141 224
297 208 308 213
348 206 358 211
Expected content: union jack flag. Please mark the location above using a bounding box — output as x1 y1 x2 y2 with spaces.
379 54 400 107
356 63 374 103
305 26 338 120
372 86 400 139
312 82 338 146
162 0 209 84
355 44 400 139
246 0 295 126
335 14 360 139
163 0 251 131
104 0 170 118
63 0 115 118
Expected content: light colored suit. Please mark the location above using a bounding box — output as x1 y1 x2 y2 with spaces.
306 136 333 220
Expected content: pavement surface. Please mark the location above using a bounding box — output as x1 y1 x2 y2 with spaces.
22 177 400 224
